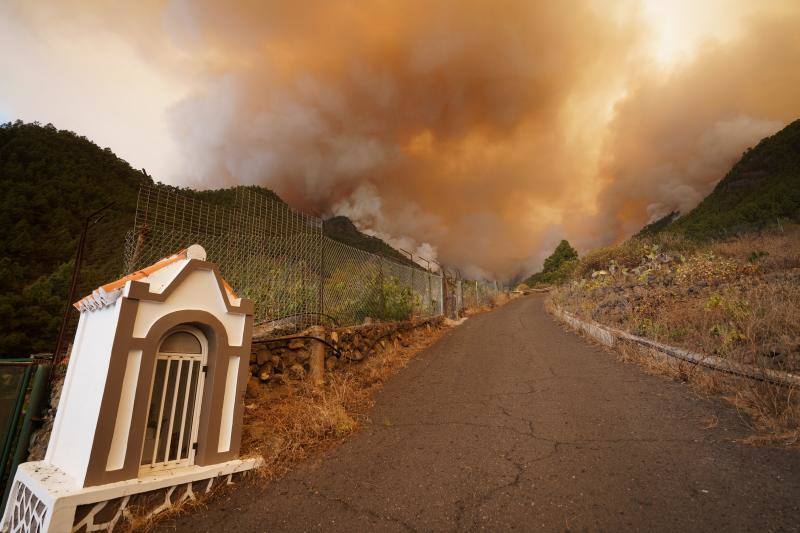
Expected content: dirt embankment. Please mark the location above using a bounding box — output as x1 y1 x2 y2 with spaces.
550 226 800 444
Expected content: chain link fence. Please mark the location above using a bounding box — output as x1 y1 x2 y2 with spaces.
123 182 443 329
460 279 500 310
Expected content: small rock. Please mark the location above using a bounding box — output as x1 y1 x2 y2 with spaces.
287 363 306 380
258 362 273 382
246 376 261 397
269 374 286 385
256 348 271 365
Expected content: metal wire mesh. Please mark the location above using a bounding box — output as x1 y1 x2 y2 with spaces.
460 279 499 310
123 182 444 329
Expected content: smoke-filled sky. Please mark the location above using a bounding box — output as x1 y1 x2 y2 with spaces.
2 1 799 279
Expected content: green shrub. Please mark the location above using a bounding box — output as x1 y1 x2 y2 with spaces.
526 240 578 286
381 276 416 321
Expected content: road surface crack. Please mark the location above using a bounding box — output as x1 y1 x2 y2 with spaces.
300 480 419 532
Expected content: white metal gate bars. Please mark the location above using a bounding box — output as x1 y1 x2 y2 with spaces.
141 328 206 472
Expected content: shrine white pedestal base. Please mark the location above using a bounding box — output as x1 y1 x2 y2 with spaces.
2 457 261 532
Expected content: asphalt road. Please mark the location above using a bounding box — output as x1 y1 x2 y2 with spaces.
159 294 800 532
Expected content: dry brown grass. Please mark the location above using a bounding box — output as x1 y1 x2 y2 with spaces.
552 225 800 446
628 326 799 446
554 225 800 369
490 291 512 307
123 479 232 532
462 290 515 317
616 340 724 395
461 305 490 316
732 383 800 446
711 225 800 273
615 339 799 446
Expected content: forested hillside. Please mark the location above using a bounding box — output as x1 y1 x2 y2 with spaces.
322 216 417 267
0 122 143 356
0 121 413 356
529 120 800 287
663 119 800 238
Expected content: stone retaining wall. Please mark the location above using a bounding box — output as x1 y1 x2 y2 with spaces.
248 317 445 386
28 317 446 464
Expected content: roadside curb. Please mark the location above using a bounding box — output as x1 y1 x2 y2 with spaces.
549 304 800 388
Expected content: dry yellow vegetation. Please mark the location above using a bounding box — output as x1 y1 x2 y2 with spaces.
551 225 800 445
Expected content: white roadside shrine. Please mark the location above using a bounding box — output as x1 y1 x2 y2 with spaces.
2 245 260 532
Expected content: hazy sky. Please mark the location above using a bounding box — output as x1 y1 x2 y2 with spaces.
2 0 799 279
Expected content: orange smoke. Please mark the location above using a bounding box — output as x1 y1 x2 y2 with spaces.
6 1 800 279
587 6 800 245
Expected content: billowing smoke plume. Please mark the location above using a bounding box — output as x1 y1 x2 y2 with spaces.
585 5 800 244
6 1 800 279
156 0 640 276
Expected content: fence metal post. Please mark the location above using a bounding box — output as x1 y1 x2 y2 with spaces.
0 364 33 496
410 265 414 311
441 275 449 318
427 271 432 315
2 363 50 507
318 239 325 319
308 326 326 386
439 274 445 317
378 257 386 319
456 279 462 315
51 202 114 379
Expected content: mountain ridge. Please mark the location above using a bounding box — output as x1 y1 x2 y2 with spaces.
0 120 414 356
651 118 800 238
